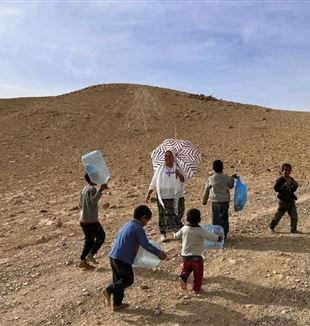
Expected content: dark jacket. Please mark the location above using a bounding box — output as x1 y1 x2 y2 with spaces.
274 176 298 202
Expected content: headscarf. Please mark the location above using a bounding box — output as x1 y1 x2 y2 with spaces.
154 151 182 214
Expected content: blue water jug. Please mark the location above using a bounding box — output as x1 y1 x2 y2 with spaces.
200 224 225 250
234 177 247 211
81 150 110 185
133 240 161 269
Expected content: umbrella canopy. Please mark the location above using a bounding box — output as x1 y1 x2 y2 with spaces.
150 138 202 179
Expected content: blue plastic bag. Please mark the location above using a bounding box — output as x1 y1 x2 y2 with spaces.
234 177 247 212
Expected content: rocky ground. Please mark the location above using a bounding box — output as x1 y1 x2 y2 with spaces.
0 84 309 325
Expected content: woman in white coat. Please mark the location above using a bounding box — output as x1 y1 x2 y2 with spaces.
145 150 186 242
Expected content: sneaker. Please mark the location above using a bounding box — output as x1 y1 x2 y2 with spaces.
160 234 167 242
103 289 111 306
179 277 187 291
86 253 99 265
78 260 95 269
112 303 130 312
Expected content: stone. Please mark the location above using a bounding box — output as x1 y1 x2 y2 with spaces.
36 235 47 244
140 284 149 290
55 219 63 227
154 308 161 316
69 206 79 211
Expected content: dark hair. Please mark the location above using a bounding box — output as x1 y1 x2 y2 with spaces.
133 205 152 221
282 163 292 171
186 208 201 225
84 173 96 185
213 160 223 173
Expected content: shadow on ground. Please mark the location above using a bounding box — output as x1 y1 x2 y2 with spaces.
227 234 310 254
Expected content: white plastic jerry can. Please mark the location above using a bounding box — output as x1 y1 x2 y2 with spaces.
133 240 161 269
200 224 225 250
81 150 110 185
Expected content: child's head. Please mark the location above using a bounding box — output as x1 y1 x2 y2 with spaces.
133 205 152 226
85 173 96 185
213 160 223 173
186 208 201 225
281 163 292 178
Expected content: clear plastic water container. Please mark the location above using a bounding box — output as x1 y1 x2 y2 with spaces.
201 224 225 250
81 150 110 185
133 240 161 269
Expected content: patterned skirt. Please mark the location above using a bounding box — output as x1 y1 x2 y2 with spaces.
157 197 185 233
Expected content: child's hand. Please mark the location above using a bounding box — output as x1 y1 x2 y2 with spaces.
289 177 298 187
99 184 108 192
176 170 185 182
159 251 167 260
231 173 238 179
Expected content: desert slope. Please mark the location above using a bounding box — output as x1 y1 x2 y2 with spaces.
0 84 309 325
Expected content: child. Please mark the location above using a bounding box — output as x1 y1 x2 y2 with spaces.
79 173 108 269
269 163 300 233
103 205 167 312
174 208 222 293
202 160 237 239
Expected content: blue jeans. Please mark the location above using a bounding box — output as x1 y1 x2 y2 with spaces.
212 202 229 238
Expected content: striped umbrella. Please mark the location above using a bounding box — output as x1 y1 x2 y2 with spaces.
150 139 202 178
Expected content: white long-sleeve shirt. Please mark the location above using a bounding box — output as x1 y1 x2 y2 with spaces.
149 165 185 199
174 225 219 257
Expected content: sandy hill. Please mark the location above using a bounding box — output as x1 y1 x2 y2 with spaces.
0 84 309 326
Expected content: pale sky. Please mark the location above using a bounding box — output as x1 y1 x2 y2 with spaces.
1 1 310 111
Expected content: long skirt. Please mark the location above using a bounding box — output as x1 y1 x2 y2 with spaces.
157 197 185 233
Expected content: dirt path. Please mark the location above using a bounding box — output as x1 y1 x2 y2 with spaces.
1 182 309 326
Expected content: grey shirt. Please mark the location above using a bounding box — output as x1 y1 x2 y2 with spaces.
79 185 102 223
203 173 235 203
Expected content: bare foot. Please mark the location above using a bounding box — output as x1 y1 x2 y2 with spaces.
291 230 302 234
179 277 187 291
86 254 99 265
103 289 111 306
78 260 95 269
112 303 130 312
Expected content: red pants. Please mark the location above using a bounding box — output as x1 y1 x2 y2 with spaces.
180 259 204 292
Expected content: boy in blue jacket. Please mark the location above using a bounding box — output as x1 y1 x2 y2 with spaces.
103 205 167 311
